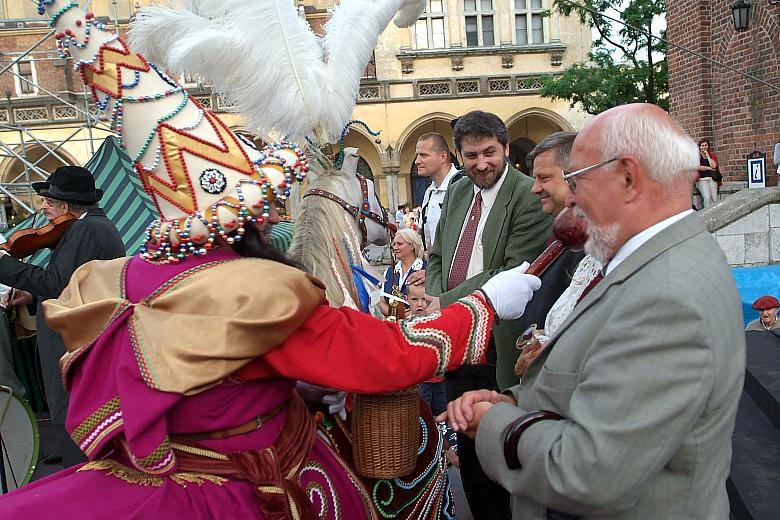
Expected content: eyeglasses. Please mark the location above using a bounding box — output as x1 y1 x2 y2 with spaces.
562 157 619 192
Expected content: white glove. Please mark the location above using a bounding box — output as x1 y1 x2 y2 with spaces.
322 391 348 421
480 262 541 320
295 382 348 420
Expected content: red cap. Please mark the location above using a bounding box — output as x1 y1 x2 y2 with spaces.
752 295 780 310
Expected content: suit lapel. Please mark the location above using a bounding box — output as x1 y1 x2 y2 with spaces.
482 167 517 268
529 213 707 364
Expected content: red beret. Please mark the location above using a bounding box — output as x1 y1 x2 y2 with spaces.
752 295 780 310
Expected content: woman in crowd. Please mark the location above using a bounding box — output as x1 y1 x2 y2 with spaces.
380 228 426 317
696 138 720 208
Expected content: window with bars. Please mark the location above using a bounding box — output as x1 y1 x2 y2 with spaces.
514 0 545 45
15 60 36 96
464 0 494 47
414 0 447 49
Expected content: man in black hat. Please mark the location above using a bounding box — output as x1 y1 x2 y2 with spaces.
0 165 125 467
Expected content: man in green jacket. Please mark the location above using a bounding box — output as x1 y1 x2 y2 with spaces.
425 110 550 519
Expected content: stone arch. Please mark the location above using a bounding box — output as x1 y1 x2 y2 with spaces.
395 111 458 162
505 108 573 173
0 142 80 229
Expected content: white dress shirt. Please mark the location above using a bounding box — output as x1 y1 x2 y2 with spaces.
421 164 460 251
449 165 509 281
605 209 694 276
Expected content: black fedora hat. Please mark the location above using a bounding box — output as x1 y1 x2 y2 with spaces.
32 165 103 204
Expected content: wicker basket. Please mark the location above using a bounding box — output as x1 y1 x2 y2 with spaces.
351 386 421 478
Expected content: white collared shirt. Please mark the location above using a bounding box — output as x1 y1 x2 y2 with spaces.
393 257 425 289
450 164 509 281
605 209 694 276
421 164 460 250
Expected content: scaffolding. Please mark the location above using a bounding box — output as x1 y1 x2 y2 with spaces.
0 10 115 230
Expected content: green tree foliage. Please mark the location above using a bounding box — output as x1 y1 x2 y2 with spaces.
539 0 668 115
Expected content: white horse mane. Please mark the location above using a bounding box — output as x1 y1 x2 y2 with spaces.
288 168 365 308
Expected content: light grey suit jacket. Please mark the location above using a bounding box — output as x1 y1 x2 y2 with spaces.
476 213 745 519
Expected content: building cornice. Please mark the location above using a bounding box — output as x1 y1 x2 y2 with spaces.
396 43 567 60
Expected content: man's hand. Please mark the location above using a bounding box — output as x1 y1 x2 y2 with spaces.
514 337 545 376
437 389 516 438
406 270 426 286
9 289 33 307
424 295 440 314
295 382 348 420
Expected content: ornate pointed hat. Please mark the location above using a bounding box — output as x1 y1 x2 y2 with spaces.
40 0 309 262
39 0 424 262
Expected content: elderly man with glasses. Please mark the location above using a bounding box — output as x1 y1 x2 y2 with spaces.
441 103 745 520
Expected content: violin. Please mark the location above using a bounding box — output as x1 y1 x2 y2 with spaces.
1 212 78 259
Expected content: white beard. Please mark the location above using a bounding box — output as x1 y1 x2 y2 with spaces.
573 207 619 264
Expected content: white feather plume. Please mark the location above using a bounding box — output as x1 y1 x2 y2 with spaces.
129 0 421 143
320 0 406 140
394 0 426 28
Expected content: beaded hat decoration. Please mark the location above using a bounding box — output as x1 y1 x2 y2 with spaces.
39 0 308 263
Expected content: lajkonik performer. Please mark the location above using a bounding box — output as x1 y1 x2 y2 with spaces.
1 1 542 518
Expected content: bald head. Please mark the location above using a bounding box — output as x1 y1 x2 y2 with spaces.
567 104 699 263
581 103 698 189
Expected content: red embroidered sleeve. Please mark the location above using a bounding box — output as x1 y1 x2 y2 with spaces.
235 293 493 393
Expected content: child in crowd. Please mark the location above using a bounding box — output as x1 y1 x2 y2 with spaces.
407 282 459 467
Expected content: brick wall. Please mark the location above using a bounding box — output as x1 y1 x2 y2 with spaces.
0 31 73 97
668 2 780 186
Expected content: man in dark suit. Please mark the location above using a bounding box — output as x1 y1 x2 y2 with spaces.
0 165 125 466
426 110 550 519
511 131 585 383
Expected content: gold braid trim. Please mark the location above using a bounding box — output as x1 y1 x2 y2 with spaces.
170 442 229 461
77 460 227 488
71 397 121 445
170 472 229 488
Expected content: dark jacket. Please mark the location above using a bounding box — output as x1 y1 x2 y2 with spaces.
0 207 125 424
509 247 585 388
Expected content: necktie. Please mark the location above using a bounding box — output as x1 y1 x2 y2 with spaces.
576 271 604 304
448 192 482 290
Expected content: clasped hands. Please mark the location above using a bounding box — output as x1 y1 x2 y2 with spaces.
435 389 516 439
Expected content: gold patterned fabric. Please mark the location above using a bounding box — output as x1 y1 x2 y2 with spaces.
45 255 326 395
78 459 228 488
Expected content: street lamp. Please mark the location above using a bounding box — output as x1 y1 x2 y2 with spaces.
732 0 752 31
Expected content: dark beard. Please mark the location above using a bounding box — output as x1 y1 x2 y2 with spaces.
467 161 505 190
